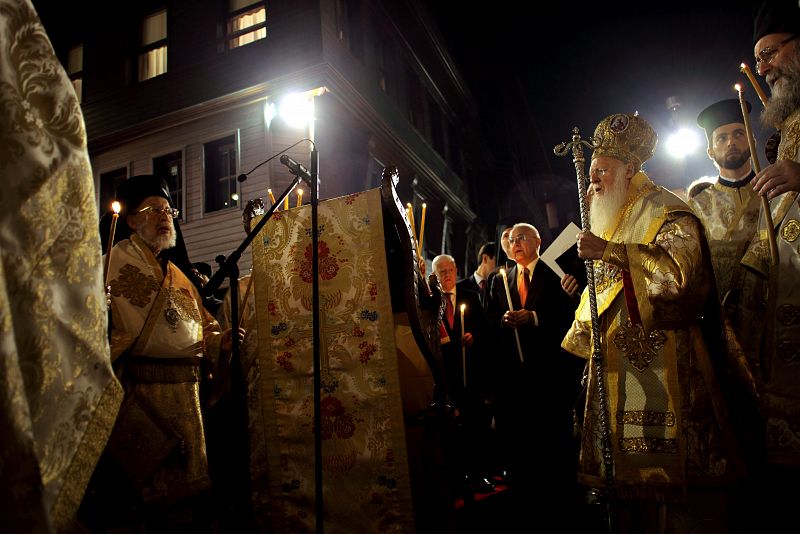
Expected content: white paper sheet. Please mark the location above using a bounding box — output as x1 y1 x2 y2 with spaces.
540 222 581 279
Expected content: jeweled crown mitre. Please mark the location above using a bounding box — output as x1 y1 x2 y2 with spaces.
592 112 657 167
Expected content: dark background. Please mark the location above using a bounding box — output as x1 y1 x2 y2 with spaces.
430 0 769 192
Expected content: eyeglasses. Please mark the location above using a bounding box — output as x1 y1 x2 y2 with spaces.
136 205 180 219
508 234 534 245
755 35 799 70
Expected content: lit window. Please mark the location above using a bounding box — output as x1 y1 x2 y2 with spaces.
67 44 83 102
139 10 167 81
228 0 266 49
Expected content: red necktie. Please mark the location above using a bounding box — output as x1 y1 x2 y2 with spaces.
518 267 530 305
445 293 455 329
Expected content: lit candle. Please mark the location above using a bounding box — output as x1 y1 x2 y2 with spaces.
104 201 121 287
284 194 289 211
268 189 276 207
406 203 417 245
500 268 525 362
740 63 768 107
460 303 466 388
296 188 303 207
418 203 427 255
736 83 778 266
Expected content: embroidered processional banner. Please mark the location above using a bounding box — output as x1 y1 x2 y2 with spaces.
251 188 414 533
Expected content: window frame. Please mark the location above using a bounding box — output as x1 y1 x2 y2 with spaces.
151 149 186 222
226 0 267 50
66 44 83 102
138 8 168 82
202 131 241 215
97 166 129 215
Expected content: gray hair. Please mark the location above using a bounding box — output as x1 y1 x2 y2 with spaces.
432 254 456 271
511 223 540 239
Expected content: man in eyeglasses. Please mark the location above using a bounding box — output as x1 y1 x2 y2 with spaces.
741 2 800 529
485 222 582 524
89 174 244 531
564 113 744 532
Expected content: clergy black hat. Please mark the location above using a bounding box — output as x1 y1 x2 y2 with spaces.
697 99 750 142
753 1 800 46
99 175 174 246
115 175 173 217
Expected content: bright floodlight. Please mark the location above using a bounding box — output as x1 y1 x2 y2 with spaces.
666 128 700 159
279 93 314 128
263 101 276 128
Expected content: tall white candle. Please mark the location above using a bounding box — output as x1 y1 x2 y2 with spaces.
460 303 466 388
500 268 525 363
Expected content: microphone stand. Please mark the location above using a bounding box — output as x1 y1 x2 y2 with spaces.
309 148 322 534
202 145 315 531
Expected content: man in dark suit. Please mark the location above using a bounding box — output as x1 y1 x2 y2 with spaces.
485 223 583 523
432 254 492 496
456 242 496 308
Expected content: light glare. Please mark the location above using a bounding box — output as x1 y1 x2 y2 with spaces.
666 128 699 159
279 93 314 128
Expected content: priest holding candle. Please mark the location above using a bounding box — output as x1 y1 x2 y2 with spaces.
740 2 800 530
485 222 581 523
90 175 245 531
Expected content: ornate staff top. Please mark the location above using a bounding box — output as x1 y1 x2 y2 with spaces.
555 126 615 532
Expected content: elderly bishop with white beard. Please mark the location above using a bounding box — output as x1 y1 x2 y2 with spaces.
562 113 745 532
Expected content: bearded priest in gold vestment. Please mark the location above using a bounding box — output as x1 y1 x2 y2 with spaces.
97 175 242 529
739 2 800 530
563 113 745 532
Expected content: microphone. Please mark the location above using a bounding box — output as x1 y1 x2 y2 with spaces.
280 154 311 180
236 138 312 183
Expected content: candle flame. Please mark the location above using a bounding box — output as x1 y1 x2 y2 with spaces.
298 189 303 196
422 202 427 208
406 202 412 209
499 268 506 277
460 303 466 312
111 201 121 214
734 83 743 92
740 63 747 70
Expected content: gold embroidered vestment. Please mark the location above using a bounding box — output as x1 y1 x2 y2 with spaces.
562 172 739 501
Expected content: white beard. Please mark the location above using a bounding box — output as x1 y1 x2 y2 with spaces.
762 46 800 128
589 175 629 237
139 229 176 252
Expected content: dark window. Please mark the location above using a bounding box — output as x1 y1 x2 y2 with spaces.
345 0 363 60
406 66 425 133
447 122 463 176
204 135 238 213
153 151 183 218
99 167 128 214
67 44 83 102
429 94 444 156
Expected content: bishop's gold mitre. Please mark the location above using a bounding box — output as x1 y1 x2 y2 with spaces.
592 112 657 168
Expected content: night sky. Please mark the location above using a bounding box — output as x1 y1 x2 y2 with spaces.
431 0 768 191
